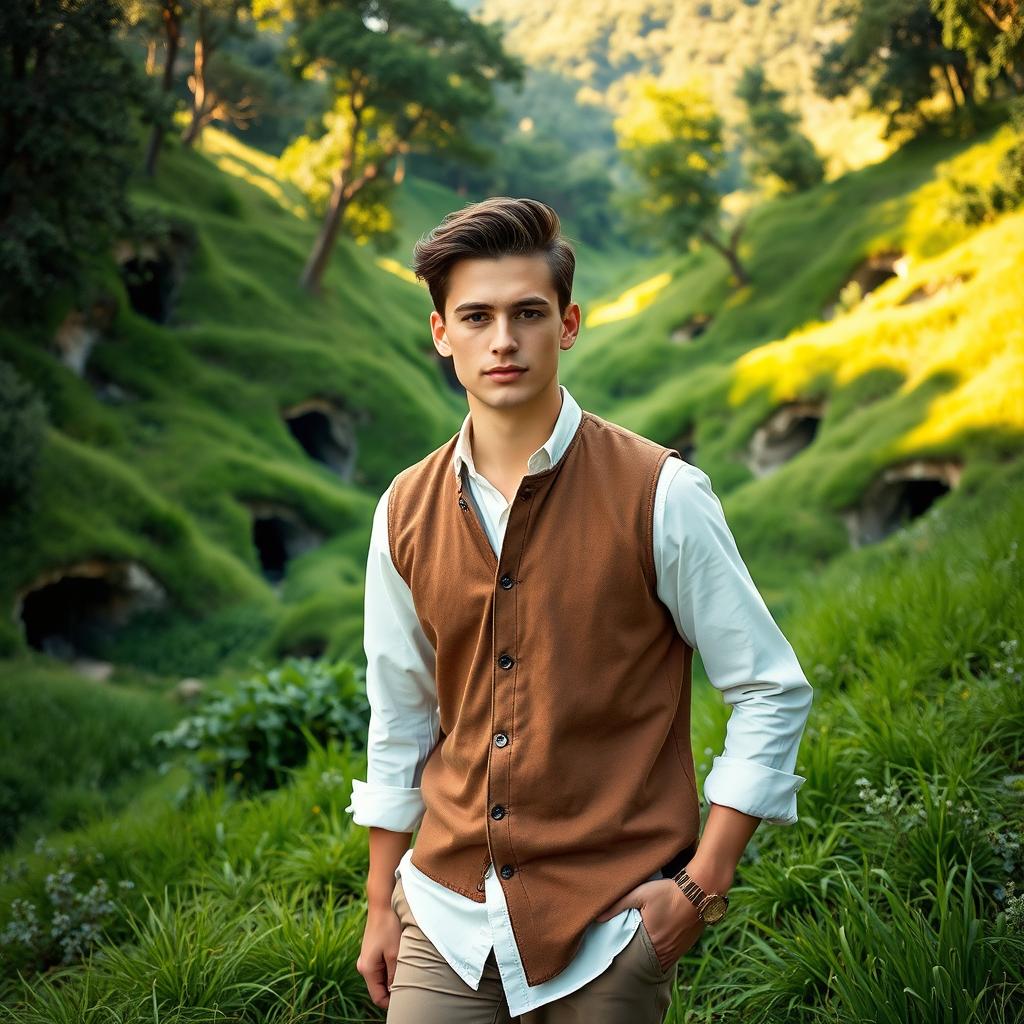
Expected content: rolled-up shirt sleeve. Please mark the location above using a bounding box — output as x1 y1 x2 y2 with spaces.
654 459 814 825
344 479 440 833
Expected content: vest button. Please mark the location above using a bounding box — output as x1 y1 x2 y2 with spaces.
498 653 514 670
490 804 506 820
500 864 515 879
458 497 468 510
499 574 514 589
519 490 531 501
494 732 509 747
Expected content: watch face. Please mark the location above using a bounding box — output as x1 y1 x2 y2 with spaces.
702 894 728 923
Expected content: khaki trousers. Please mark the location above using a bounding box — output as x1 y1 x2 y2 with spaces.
385 875 676 1024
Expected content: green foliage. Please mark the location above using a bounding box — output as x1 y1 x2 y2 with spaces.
153 656 369 796
0 360 48 509
614 76 749 282
409 67 625 248
616 77 725 240
931 0 1024 88
281 0 523 283
0 0 146 320
278 105 401 250
736 64 825 193
940 96 1024 222
815 0 973 137
88 599 280 678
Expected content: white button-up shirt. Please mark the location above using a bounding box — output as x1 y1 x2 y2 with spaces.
346 383 813 1014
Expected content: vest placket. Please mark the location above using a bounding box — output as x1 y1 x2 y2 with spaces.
453 429 583 901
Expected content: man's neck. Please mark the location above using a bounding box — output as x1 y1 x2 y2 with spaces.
467 383 564 493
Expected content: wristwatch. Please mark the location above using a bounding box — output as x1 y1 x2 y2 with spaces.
671 867 730 923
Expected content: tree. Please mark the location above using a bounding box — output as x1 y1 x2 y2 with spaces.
139 0 191 176
182 0 250 146
931 0 1024 91
614 77 750 287
0 0 144 318
282 0 523 295
815 0 976 136
736 65 825 193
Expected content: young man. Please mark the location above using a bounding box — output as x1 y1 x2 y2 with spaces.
345 197 813 1023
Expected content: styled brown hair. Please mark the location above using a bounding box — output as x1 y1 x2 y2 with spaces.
411 197 576 318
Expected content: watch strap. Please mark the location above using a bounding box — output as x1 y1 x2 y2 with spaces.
671 867 729 921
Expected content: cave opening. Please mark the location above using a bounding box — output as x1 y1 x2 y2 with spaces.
845 460 962 547
747 401 825 476
670 313 712 344
17 561 167 660
284 407 356 479
121 252 178 323
249 504 325 583
824 251 908 318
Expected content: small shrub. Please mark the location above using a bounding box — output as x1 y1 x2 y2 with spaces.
153 656 369 798
0 839 134 973
940 99 1024 226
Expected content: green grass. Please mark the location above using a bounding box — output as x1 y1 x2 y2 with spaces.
0 659 180 846
1 428 1021 1022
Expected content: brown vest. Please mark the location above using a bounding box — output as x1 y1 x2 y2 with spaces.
388 407 700 986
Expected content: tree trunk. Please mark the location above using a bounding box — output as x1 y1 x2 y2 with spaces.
942 65 961 111
699 226 750 287
299 170 351 295
182 34 208 147
298 101 421 295
143 2 181 177
953 62 975 107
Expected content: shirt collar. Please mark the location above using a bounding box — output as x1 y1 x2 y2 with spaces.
451 384 582 481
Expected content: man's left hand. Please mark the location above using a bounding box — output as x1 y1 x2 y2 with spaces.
594 863 732 971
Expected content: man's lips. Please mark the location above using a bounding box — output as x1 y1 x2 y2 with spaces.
486 367 526 377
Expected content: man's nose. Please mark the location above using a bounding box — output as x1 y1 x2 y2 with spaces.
491 316 518 349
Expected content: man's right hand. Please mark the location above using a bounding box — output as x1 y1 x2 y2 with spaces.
356 897 403 1011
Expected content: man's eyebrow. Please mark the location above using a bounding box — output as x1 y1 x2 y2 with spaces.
452 296 552 313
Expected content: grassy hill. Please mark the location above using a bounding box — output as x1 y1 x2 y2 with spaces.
563 116 1024 603
0 107 1022 1020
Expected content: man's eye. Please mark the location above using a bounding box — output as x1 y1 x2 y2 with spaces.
519 310 543 319
466 313 488 323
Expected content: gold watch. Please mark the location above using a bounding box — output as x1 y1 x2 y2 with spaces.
671 867 730 924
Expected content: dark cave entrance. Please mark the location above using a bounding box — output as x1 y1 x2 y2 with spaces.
824 251 908 318
747 401 825 476
248 503 325 584
114 227 193 325
121 251 177 323
844 460 962 547
17 561 167 660
670 313 712 343
283 404 357 480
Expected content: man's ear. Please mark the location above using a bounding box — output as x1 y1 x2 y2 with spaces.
430 310 451 356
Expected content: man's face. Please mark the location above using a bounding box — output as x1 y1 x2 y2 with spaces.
430 253 580 410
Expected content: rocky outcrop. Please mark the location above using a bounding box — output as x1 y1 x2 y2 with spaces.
52 294 118 376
